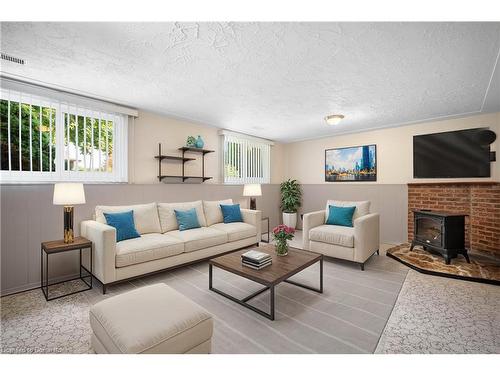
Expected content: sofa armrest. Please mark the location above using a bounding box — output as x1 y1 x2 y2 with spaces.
302 210 325 250
241 209 262 243
353 213 380 263
81 220 117 284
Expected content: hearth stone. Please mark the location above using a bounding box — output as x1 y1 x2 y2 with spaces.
410 210 470 265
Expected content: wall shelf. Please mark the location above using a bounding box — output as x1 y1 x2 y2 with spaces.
154 155 195 162
178 146 215 155
156 143 213 183
158 175 213 182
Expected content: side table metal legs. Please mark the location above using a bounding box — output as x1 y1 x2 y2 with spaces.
41 245 93 301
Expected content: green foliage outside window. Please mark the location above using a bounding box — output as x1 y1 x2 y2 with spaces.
0 99 113 172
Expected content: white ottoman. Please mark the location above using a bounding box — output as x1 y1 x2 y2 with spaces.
89 283 213 354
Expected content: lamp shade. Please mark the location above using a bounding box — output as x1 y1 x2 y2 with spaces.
243 184 262 197
53 183 86 205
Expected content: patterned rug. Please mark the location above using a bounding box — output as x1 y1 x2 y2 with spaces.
375 269 500 354
386 244 500 285
1 254 409 354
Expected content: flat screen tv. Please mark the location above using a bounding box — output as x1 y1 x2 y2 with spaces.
413 128 491 178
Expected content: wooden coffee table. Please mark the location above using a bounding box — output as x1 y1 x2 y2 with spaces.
209 244 323 320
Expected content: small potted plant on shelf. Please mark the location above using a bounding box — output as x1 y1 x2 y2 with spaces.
186 136 196 147
272 224 295 256
280 179 302 228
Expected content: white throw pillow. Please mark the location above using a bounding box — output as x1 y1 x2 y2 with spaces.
203 199 233 226
325 200 370 222
95 203 161 235
158 200 207 233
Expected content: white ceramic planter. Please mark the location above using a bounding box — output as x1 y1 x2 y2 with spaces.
282 212 297 229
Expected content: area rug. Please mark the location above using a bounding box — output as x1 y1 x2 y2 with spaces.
375 269 500 354
386 244 500 285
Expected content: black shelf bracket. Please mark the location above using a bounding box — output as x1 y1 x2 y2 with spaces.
156 143 213 183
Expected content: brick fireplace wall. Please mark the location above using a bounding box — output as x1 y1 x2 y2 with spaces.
408 182 500 255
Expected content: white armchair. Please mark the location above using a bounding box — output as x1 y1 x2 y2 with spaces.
302 200 380 270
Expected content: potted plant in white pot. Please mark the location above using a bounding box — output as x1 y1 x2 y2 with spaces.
280 179 302 228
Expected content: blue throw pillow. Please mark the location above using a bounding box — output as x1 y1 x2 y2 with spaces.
174 208 201 231
220 204 243 223
103 210 140 242
326 205 356 227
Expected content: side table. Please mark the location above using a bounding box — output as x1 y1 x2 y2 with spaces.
41 237 93 301
262 216 270 243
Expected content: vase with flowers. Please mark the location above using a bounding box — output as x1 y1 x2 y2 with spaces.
272 224 295 256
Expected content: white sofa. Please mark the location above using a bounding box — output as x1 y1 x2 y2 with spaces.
302 200 379 270
81 199 261 293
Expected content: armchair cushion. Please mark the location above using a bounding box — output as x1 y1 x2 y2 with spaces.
325 200 370 222
326 205 356 227
309 225 355 248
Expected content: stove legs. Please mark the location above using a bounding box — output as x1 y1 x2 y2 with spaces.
444 255 451 265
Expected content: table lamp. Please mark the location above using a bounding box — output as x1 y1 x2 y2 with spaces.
243 184 261 210
53 183 86 243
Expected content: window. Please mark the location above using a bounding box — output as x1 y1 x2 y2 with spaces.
0 89 128 183
222 131 272 184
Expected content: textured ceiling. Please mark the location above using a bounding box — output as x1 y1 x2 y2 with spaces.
1 22 500 142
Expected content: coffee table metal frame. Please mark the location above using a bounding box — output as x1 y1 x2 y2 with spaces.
209 250 323 321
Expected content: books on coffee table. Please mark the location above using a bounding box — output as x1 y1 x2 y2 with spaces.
241 249 272 270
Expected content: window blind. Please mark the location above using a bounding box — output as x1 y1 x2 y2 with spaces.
222 132 271 184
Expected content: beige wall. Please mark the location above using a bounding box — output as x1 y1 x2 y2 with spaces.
129 110 285 184
283 112 500 184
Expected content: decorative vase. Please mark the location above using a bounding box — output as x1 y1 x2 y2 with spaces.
282 212 297 228
186 136 196 147
195 135 204 148
276 239 289 256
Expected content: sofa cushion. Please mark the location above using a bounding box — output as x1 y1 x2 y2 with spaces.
158 201 207 233
115 233 184 268
174 208 201 231
96 203 161 235
169 227 227 252
104 211 141 242
210 222 257 242
220 204 243 224
309 225 355 248
325 200 370 222
89 283 213 353
203 199 233 226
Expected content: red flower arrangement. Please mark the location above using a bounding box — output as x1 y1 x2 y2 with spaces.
272 224 295 256
272 224 295 239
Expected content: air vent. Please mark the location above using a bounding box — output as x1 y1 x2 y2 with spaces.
1 52 25 65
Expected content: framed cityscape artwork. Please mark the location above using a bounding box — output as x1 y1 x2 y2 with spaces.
325 144 377 182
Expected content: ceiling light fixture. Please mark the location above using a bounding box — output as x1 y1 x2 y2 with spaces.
325 114 345 125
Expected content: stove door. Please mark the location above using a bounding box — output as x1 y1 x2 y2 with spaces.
415 215 443 248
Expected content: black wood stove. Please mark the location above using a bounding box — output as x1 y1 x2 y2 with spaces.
410 210 470 265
